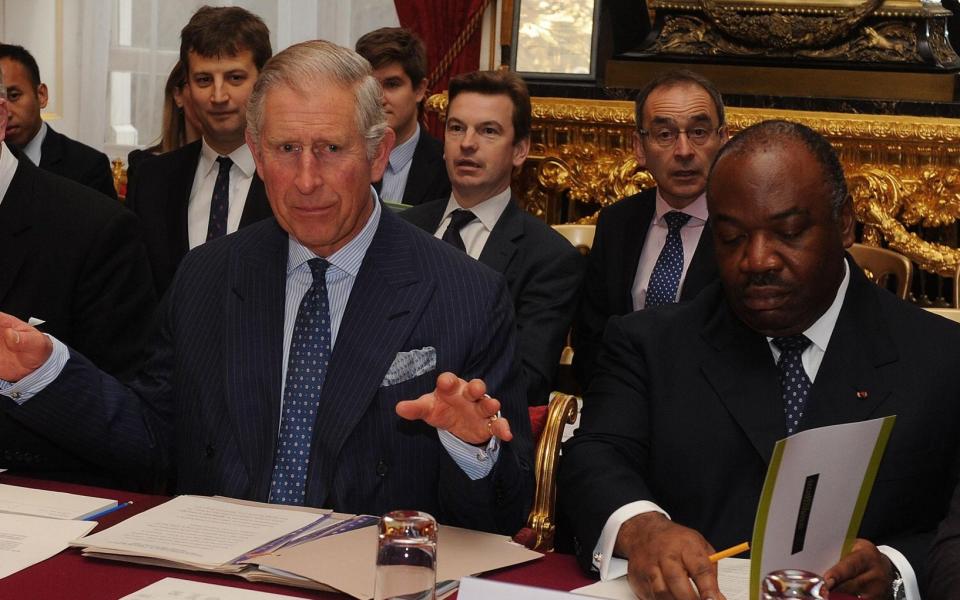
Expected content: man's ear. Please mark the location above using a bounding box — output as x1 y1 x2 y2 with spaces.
245 130 263 178
512 137 530 168
413 78 428 104
633 130 646 168
370 126 396 183
37 83 48 110
839 197 856 248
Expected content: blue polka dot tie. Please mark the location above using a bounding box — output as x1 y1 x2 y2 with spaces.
269 258 331 505
205 156 233 241
773 335 812 435
645 211 691 308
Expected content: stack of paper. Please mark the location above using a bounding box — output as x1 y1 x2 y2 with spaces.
0 513 97 579
72 495 542 596
0 483 116 520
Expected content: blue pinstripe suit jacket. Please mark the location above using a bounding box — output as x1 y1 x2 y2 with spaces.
13 207 534 534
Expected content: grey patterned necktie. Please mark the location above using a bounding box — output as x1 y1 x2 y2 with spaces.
645 211 691 308
773 334 813 435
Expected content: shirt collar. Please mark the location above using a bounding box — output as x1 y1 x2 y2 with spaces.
199 138 256 178
443 186 513 232
22 121 47 166
388 123 420 172
286 188 382 277
654 190 708 225
0 142 20 209
767 258 851 353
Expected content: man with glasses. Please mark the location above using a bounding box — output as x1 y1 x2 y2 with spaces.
573 70 727 387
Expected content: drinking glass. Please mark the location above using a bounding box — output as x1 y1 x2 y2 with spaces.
373 510 437 600
761 569 829 599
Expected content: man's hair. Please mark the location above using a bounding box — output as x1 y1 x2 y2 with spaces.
355 27 428 86
448 70 531 144
634 69 725 130
0 44 41 87
246 40 388 161
709 119 848 218
179 6 272 73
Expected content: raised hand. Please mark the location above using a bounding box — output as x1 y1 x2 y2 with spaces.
0 312 53 382
395 372 513 444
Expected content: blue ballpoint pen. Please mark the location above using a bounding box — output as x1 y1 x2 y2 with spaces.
84 501 133 521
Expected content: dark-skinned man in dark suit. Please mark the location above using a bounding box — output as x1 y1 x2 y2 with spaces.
0 40 532 534
402 70 584 406
573 70 725 388
0 44 117 200
561 120 959 600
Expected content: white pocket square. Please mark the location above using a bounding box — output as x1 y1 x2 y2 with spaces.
381 346 437 387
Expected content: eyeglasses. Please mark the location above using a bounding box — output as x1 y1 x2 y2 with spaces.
638 125 723 147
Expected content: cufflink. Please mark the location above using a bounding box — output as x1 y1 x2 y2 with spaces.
856 390 869 399
475 449 489 462
10 391 21 400
593 551 603 562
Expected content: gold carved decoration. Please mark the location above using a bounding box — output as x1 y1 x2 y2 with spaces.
700 0 881 49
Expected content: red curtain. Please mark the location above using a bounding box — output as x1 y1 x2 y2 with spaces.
395 0 493 137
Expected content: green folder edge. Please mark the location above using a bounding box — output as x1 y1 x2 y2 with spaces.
747 415 896 600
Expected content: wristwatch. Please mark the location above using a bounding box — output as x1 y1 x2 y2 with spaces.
890 563 905 600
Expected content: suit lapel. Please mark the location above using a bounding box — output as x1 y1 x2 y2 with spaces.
307 209 435 504
168 142 201 262
680 221 717 301
239 173 273 227
699 294 786 464
401 133 441 205
0 162 34 304
620 191 656 311
223 220 288 499
38 126 64 169
803 264 894 429
477 198 521 275
403 197 447 233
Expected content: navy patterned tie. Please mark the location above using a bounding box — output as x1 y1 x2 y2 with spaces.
269 258 331 505
441 209 477 252
645 211 692 308
205 156 233 241
773 335 813 435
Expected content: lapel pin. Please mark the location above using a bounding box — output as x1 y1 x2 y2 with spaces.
856 390 869 399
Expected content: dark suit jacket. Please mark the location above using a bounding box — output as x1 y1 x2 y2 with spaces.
572 188 717 387
560 262 960 588
401 131 450 206
125 140 273 297
5 208 533 534
401 197 585 405
926 482 960 599
38 125 118 201
0 153 156 480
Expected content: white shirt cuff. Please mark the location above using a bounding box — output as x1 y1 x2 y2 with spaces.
0 337 69 403
437 428 500 480
877 545 918 600
593 500 671 580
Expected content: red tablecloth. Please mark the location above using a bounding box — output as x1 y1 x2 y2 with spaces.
0 474 855 599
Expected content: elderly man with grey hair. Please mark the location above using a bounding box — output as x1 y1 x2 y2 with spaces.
0 40 533 534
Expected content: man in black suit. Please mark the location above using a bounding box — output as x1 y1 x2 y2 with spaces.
402 70 584 405
560 121 958 600
0 69 156 480
573 70 726 388
0 44 117 200
0 40 532 534
926 482 960 599
126 6 273 297
356 27 450 207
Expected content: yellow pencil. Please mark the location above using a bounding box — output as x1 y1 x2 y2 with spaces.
709 541 750 562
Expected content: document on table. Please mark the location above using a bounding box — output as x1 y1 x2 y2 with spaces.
571 558 751 600
0 483 116 520
120 577 307 599
0 512 96 579
72 495 326 571
250 522 543 599
749 416 894 599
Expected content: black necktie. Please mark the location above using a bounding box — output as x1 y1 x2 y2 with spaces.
205 156 233 241
441 209 477 252
645 211 692 308
773 335 813 435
